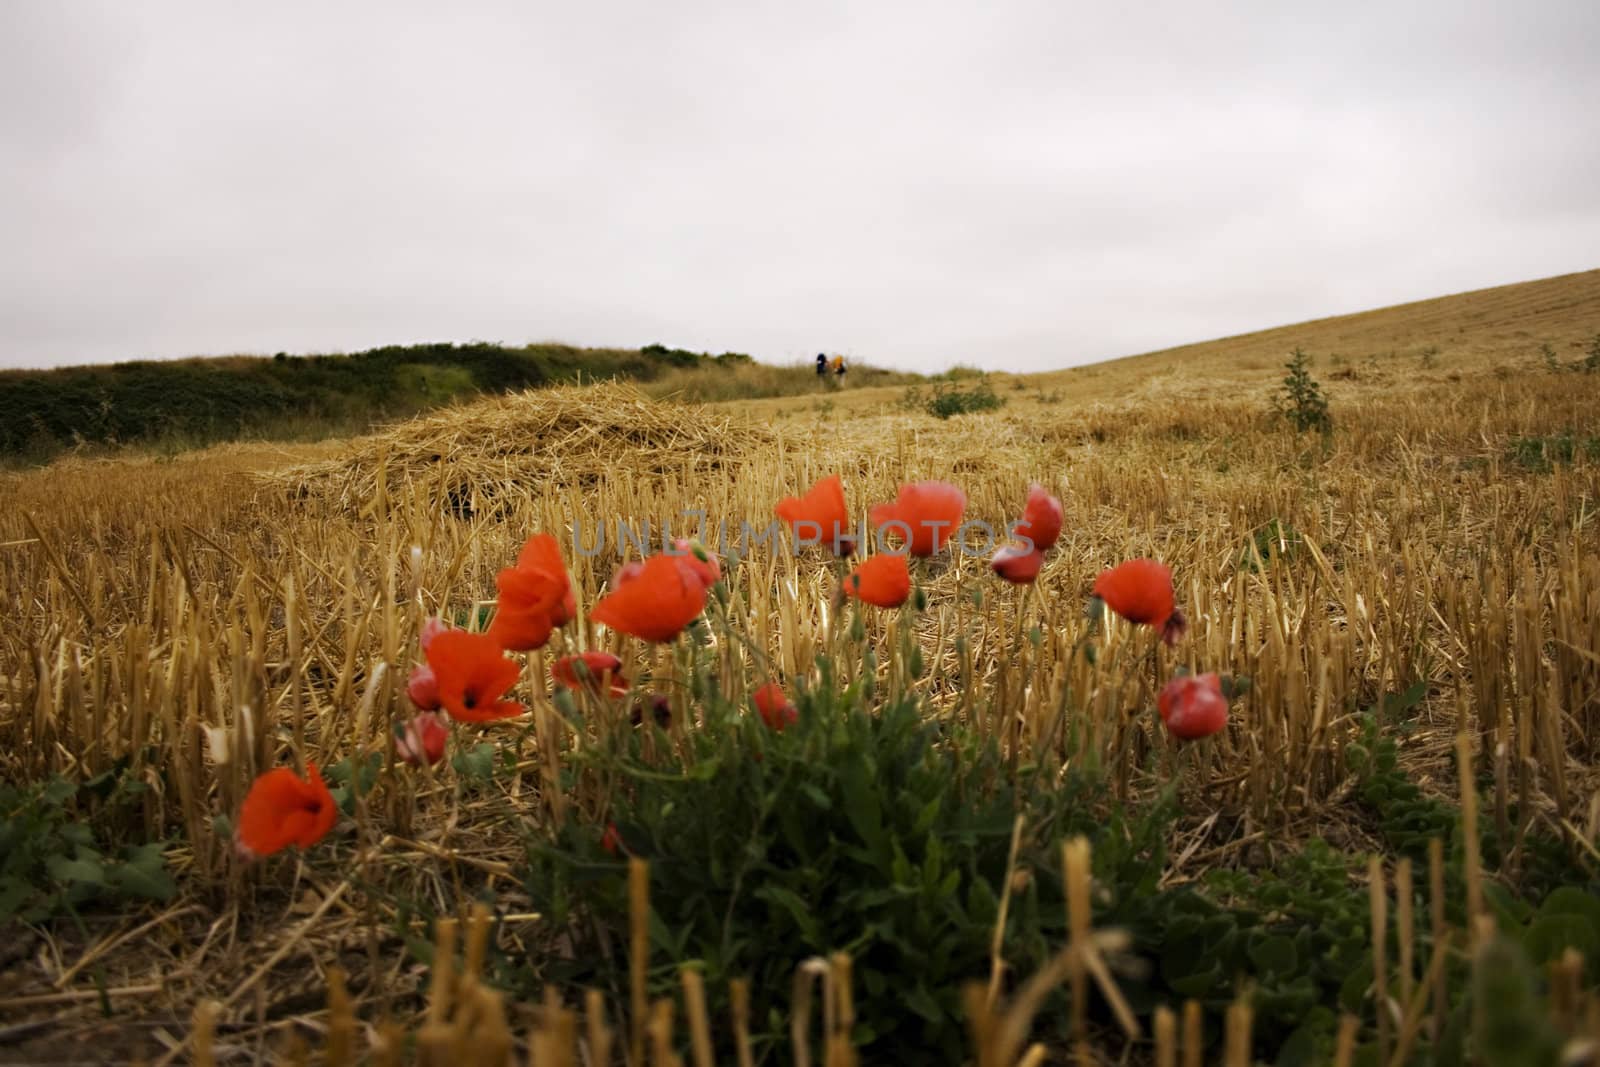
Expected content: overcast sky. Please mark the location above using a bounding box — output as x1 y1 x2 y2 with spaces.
2 2 1597 373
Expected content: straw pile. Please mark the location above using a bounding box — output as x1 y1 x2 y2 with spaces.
270 382 776 516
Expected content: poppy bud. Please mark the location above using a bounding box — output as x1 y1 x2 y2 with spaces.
407 664 442 711
395 712 449 766
1157 672 1228 741
991 544 1044 584
753 682 799 732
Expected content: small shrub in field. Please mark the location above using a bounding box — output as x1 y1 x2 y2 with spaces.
1539 334 1600 374
925 378 1004 420
1419 345 1440 369
941 363 985 380
1239 518 1301 571
0 774 174 923
1507 431 1600 472
1274 348 1331 434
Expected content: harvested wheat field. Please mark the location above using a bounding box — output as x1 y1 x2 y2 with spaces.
3 271 1600 1066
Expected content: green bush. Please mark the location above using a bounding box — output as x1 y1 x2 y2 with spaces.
1507 431 1600 472
1 773 174 925
517 676 1172 1061
942 364 987 381
925 378 1005 420
1274 348 1331 434
1238 518 1302 572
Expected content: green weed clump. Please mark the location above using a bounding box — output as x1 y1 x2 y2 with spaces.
518 685 1112 1059
1507 431 1600 471
1 772 174 924
924 378 1006 419
1238 518 1302 571
1275 347 1331 434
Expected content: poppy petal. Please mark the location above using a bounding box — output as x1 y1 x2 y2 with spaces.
1092 559 1177 631
1158 673 1228 740
1014 484 1064 552
590 554 707 643
991 544 1044 584
870 481 966 556
777 475 854 554
236 763 336 858
846 553 913 608
427 630 524 723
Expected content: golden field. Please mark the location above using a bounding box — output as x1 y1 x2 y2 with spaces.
1 269 1599 1065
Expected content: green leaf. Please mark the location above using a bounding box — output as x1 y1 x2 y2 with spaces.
1482 881 1533 929
1523 914 1599 970
452 742 498 783
1248 932 1299 977
1274 1018 1331 1067
109 855 176 902
47 855 106 886
754 885 821 945
0 876 35 921
1538 887 1600 928
1337 960 1373 1013
800 784 832 811
889 846 914 889
838 752 884 856
902 982 944 1023
1168 961 1223 998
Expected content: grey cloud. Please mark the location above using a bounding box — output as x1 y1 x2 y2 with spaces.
2 0 1596 372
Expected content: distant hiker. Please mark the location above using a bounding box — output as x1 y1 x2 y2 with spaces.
816 353 828 377
831 355 846 378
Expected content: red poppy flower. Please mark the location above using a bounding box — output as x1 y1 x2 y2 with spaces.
671 538 722 589
486 534 574 651
991 544 1045 584
553 651 630 697
425 630 525 722
776 474 856 555
407 664 441 711
1092 559 1188 646
869 481 966 557
395 711 449 766
845 553 913 607
235 763 337 859
601 822 624 855
591 554 708 643
753 682 799 732
1158 673 1228 740
1013 484 1063 552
